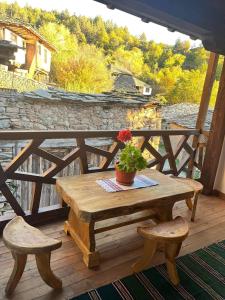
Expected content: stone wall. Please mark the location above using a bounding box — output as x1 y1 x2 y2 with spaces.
0 69 47 92
0 90 161 131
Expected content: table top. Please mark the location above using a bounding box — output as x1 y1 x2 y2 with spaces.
56 169 194 222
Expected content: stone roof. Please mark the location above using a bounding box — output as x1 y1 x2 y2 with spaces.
133 77 151 88
22 88 159 106
111 66 151 93
161 103 213 130
113 73 137 93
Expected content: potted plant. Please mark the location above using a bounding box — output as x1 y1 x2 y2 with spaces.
115 129 147 185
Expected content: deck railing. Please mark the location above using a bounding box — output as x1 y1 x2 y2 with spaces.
0 129 205 231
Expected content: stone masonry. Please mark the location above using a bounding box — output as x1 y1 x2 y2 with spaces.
0 89 161 131
0 69 47 92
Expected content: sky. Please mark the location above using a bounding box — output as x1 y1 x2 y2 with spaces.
3 0 201 46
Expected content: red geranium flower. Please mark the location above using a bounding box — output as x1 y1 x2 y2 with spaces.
117 129 132 142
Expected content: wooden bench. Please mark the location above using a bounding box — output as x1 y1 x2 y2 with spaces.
171 177 203 221
132 216 189 285
3 216 62 296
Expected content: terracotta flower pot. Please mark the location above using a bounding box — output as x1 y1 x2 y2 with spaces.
115 163 136 186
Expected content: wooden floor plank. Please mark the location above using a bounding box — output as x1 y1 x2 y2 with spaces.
0 195 225 300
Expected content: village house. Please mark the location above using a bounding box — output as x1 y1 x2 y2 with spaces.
0 18 56 82
111 66 152 95
161 103 213 131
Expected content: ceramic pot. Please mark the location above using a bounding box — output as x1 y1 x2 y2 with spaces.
115 163 136 186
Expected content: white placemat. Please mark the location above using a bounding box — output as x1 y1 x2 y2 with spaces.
96 175 158 192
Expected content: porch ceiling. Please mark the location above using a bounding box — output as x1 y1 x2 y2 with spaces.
94 0 225 55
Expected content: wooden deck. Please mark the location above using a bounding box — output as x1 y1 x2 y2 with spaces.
1 194 225 300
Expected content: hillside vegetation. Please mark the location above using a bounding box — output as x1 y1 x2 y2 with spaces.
0 2 221 105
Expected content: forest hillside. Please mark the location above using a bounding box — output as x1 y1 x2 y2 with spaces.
0 2 221 106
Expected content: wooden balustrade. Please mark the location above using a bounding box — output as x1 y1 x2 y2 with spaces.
0 129 204 231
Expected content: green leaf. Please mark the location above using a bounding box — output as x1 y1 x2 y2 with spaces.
117 143 147 173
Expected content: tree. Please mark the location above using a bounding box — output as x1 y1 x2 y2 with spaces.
53 44 112 93
167 69 204 103
184 47 208 70
112 46 144 76
93 16 109 48
164 53 186 67
144 41 163 71
215 56 224 81
39 22 77 52
1 1 211 100
174 39 190 55
156 66 183 96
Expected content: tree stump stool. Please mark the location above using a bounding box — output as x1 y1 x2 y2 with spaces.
132 216 189 286
3 216 62 296
171 177 203 221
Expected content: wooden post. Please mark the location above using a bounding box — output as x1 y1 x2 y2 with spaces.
190 53 218 179
193 52 219 147
201 56 225 194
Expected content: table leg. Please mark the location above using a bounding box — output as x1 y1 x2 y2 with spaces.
64 209 100 268
155 203 174 222
185 198 193 210
153 203 174 252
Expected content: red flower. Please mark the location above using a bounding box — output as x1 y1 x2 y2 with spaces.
117 129 132 142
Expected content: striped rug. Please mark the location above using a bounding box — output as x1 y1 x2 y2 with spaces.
71 240 225 300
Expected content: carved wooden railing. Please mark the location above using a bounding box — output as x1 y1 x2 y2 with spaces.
0 129 204 231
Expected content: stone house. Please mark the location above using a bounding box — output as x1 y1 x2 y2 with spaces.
111 67 152 95
0 18 56 82
161 103 212 130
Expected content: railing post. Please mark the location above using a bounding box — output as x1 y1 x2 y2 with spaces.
30 182 43 214
76 138 89 174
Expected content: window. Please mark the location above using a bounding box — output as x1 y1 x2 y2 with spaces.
44 48 48 64
10 32 17 44
0 29 3 40
143 87 152 95
38 44 42 55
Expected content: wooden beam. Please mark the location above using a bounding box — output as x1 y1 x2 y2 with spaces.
201 57 225 194
0 129 200 140
192 52 219 151
195 52 219 131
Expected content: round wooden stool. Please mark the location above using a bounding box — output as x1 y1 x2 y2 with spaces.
171 177 203 221
3 216 62 296
132 216 189 286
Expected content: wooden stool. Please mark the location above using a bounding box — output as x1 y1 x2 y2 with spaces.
3 216 62 296
132 216 189 285
171 177 203 221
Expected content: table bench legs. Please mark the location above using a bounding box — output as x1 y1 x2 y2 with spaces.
5 251 27 296
6 251 62 296
155 203 174 222
64 209 100 268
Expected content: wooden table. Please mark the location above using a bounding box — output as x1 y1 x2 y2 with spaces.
56 169 194 268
